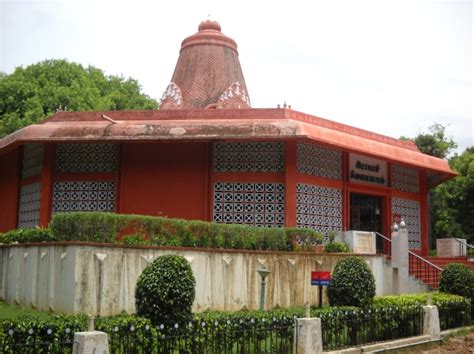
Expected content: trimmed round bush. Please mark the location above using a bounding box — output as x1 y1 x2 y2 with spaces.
328 256 376 307
439 263 474 300
135 255 196 331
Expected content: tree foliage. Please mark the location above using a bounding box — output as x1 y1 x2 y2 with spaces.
411 123 457 159
439 263 474 302
403 124 473 245
0 59 158 137
430 147 474 244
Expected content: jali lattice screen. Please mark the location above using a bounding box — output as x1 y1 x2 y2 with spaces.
214 142 284 172
18 182 42 228
296 183 343 241
392 197 421 249
22 144 44 179
52 181 116 213
391 164 420 193
55 144 118 173
213 182 285 227
297 142 342 180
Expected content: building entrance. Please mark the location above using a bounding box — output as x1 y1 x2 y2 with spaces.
350 193 383 233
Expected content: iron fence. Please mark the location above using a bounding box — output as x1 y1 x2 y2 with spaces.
319 305 423 351
107 317 295 354
0 328 75 353
437 301 472 330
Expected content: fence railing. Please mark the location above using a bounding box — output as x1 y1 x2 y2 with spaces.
437 301 473 330
106 317 295 354
318 306 423 351
408 251 443 289
0 329 75 353
1 302 471 353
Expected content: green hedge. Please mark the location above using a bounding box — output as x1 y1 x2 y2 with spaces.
324 241 350 253
0 212 324 252
0 229 56 244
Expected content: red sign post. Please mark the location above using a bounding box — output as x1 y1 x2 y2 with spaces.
311 271 331 308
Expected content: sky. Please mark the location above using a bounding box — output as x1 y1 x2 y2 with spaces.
1 0 473 153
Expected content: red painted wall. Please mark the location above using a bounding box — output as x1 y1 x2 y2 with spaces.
0 149 20 232
119 142 209 220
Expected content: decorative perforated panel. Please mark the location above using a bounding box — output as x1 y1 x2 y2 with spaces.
392 197 421 249
52 181 116 213
18 182 41 228
297 142 342 180
55 144 118 173
296 184 343 241
22 144 44 179
213 182 285 227
214 142 284 172
391 164 420 193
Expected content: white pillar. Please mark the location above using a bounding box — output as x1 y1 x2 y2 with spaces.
423 305 441 340
293 318 323 354
391 224 409 294
73 331 109 354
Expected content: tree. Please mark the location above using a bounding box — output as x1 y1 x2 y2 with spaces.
0 59 158 137
431 147 474 244
412 123 457 159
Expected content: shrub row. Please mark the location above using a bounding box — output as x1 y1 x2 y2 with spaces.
0 212 324 252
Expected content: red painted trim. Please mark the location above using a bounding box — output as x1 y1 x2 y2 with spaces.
212 173 284 183
209 142 215 222
342 152 348 231
54 173 117 182
115 143 122 213
284 141 297 227
39 144 55 227
419 169 429 256
203 142 211 221
20 175 41 186
15 145 25 227
391 190 423 202
346 182 391 196
295 173 344 189
14 147 22 228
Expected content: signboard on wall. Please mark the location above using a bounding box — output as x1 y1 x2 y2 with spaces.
349 153 387 186
311 271 331 286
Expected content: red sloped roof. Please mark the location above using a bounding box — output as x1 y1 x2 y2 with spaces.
0 108 456 186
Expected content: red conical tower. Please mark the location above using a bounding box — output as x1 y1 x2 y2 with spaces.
161 20 251 109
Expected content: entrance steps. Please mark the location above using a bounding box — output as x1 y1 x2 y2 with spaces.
409 256 474 289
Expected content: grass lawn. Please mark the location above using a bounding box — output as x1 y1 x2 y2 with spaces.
0 301 54 320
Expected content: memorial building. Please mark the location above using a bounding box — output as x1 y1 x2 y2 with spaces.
0 20 456 256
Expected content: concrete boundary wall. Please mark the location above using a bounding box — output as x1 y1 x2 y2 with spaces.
0 243 427 316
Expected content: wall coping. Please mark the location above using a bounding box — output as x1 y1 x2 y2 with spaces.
0 241 383 257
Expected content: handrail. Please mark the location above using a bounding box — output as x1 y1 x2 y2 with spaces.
374 232 392 243
454 238 474 249
375 230 442 288
408 250 443 271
